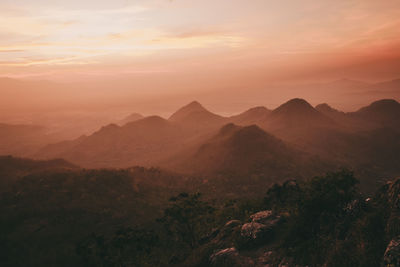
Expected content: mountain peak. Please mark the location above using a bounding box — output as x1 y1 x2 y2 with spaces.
267 98 333 130
177 101 205 112
370 98 399 107
274 98 314 113
187 100 203 108
358 99 400 113
169 101 223 124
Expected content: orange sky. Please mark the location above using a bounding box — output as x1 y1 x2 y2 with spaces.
1 0 399 82
0 0 400 122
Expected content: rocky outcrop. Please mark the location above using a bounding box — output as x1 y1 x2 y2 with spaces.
240 210 283 244
383 236 400 267
384 179 400 239
382 179 400 267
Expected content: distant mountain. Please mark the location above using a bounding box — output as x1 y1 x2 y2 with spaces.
315 103 375 132
262 98 334 140
31 98 400 189
118 112 144 126
229 106 271 125
353 99 400 130
36 116 186 168
170 123 328 181
169 101 226 130
269 98 331 123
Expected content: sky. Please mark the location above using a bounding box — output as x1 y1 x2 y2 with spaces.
1 0 400 80
0 0 400 116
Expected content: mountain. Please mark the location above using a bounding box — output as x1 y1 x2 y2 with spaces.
31 98 400 189
229 106 271 125
170 123 328 181
36 116 186 168
268 98 332 126
169 101 226 130
315 103 376 132
353 99 400 130
261 98 335 142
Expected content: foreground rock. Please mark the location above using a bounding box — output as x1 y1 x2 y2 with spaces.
383 236 400 267
240 210 283 245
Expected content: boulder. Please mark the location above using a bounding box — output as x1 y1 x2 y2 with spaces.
240 210 282 243
250 210 282 226
250 210 273 224
241 222 270 240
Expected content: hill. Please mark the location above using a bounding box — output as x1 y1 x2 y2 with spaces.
169 101 226 130
36 116 186 168
352 99 400 131
265 98 333 130
168 123 331 187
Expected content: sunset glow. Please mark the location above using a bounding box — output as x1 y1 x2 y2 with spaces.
1 0 400 82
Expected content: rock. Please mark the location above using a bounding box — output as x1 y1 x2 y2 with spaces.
384 179 400 237
250 210 282 226
250 210 273 224
210 247 254 267
241 210 283 243
241 222 270 240
386 179 400 210
383 236 400 267
212 220 242 245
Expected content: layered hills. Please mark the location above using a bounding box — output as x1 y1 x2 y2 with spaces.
0 98 395 190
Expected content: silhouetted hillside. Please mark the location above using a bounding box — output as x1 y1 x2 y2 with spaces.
26 98 400 191
37 116 186 168
353 99 400 130
265 98 333 131
169 101 226 130
169 123 331 188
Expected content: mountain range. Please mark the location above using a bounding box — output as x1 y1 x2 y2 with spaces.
22 98 398 191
